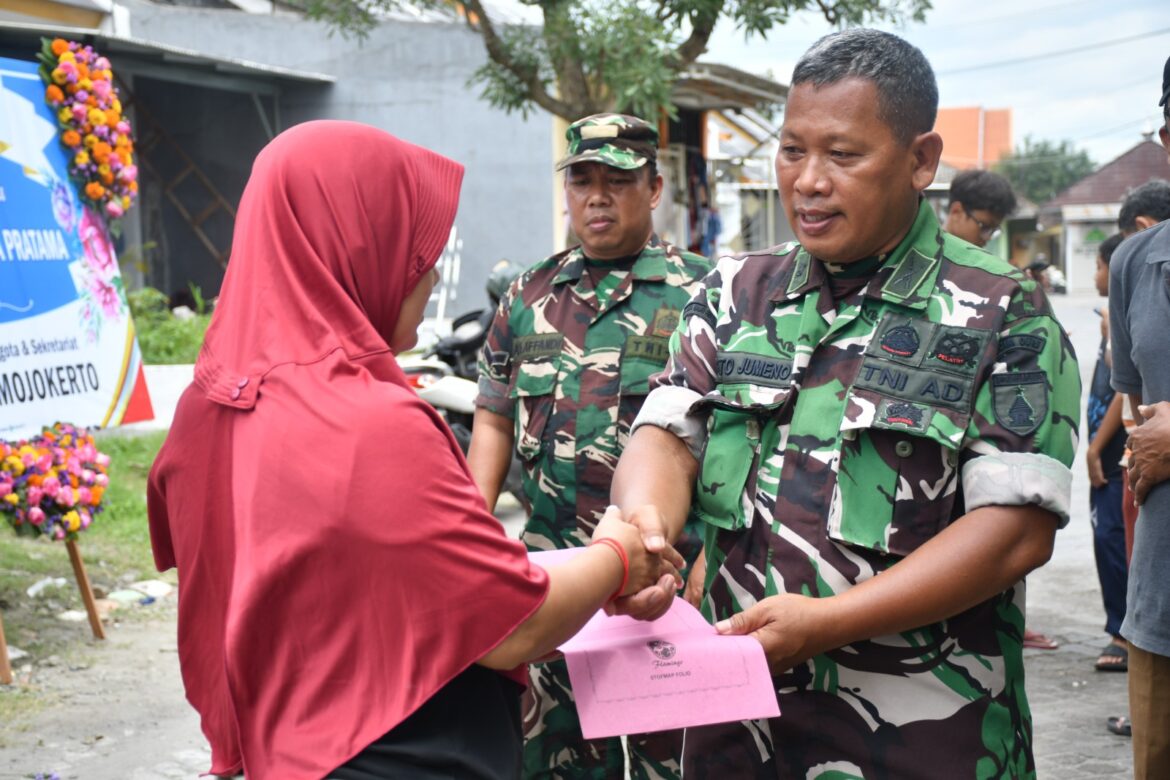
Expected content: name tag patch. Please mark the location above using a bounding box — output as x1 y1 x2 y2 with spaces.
626 335 670 364
715 351 794 388
991 371 1048 435
853 359 972 410
513 334 564 361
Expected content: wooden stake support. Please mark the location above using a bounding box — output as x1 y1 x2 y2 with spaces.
0 609 12 685
66 538 105 641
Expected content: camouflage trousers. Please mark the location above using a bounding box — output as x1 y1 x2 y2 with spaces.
522 658 682 779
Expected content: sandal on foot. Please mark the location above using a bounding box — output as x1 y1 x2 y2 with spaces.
1023 629 1059 650
1107 715 1132 737
1095 641 1129 672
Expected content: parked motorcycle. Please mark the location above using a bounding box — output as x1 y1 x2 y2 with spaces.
400 260 526 508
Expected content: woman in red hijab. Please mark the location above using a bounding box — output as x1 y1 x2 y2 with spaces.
147 121 677 780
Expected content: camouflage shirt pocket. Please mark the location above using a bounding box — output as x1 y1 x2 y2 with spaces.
617 341 668 450
509 357 559 462
692 390 791 532
829 387 966 557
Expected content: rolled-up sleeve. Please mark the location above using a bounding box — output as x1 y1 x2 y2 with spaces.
961 300 1081 526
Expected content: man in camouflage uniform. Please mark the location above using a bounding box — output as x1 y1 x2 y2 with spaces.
468 114 711 780
612 29 1080 779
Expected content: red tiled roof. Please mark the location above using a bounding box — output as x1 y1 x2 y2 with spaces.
1043 140 1170 209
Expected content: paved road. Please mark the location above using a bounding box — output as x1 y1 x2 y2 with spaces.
0 293 1135 778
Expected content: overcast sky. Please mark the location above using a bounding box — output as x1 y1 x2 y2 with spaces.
703 0 1169 167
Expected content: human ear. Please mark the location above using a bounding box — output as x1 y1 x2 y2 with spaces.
909 131 943 193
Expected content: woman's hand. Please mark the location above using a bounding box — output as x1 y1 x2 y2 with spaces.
592 506 684 598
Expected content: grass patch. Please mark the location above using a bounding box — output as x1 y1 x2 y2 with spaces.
1 431 169 670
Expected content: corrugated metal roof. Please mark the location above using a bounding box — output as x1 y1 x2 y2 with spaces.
0 19 335 94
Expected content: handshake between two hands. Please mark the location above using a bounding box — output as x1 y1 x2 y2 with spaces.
588 504 835 674
590 504 684 621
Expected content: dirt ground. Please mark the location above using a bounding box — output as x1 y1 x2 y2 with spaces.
0 598 210 780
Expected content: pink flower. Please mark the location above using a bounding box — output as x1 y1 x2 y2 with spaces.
54 526 66 540
87 274 123 319
79 208 116 277
116 121 130 135
120 165 137 183
78 487 91 505
94 473 109 487
93 80 111 100
81 468 95 483
71 104 87 123
106 200 124 218
80 510 92 529
59 485 75 507
0 483 10 497
27 486 43 506
95 453 110 468
42 475 60 497
28 507 45 525
94 56 110 70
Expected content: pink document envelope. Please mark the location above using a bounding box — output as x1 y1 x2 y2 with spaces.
530 548 780 739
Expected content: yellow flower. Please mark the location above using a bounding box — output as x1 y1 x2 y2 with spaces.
51 68 68 85
84 134 98 149
98 163 112 178
111 98 121 113
79 77 92 91
58 51 75 63
74 151 90 166
88 108 106 126
57 106 72 123
64 510 80 531
122 195 131 209
3 493 18 506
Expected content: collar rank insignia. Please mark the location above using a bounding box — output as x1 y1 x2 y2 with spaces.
884 401 924 427
934 333 980 367
880 324 920 358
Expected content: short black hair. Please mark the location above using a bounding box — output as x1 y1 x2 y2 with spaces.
948 170 1017 219
1098 233 1124 266
1118 179 1170 232
791 28 938 146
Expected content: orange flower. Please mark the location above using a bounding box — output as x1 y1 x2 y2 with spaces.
92 141 112 164
62 130 81 147
45 84 64 104
90 485 105 504
101 171 114 185
85 182 105 200
78 62 89 79
50 38 69 56
129 180 138 193
65 82 78 94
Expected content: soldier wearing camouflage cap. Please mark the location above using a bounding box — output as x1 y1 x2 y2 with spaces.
612 29 1081 778
468 113 711 779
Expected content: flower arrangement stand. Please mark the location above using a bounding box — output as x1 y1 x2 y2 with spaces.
0 610 12 684
66 538 105 640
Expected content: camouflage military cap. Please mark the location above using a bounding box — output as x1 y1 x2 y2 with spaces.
556 113 658 171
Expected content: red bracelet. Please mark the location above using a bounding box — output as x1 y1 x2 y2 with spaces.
589 537 629 603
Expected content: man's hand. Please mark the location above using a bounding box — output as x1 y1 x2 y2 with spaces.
606 504 684 620
684 548 706 609
1086 445 1107 489
1128 402 1170 504
714 594 837 673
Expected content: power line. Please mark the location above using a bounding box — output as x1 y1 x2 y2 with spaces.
937 26 1170 75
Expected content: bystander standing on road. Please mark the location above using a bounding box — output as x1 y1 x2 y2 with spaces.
1105 55 1170 778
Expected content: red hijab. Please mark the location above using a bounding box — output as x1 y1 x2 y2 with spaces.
147 121 548 780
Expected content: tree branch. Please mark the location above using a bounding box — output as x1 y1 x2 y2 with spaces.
460 0 572 118
673 4 722 69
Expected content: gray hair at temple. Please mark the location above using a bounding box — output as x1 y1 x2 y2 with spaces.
791 28 938 147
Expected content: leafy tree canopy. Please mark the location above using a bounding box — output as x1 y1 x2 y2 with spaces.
994 136 1096 206
299 0 931 121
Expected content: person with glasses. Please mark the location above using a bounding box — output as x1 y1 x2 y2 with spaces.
943 168 1017 248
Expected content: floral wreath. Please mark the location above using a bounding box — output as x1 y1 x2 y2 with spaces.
38 37 138 229
1 424 110 541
